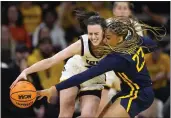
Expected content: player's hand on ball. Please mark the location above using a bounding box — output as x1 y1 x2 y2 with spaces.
10 70 27 89
37 86 58 103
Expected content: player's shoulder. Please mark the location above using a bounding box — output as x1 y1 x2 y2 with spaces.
79 34 88 39
78 34 88 43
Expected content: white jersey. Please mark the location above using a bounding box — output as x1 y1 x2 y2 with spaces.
60 34 119 91
80 34 120 87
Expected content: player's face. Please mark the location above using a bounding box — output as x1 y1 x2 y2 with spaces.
113 2 131 17
87 25 103 46
103 29 119 46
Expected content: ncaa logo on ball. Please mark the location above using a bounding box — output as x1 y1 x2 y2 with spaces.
18 94 31 99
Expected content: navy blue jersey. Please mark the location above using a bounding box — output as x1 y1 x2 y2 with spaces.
55 46 152 91
114 47 152 92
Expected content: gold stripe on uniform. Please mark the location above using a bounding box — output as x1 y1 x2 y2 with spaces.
122 73 140 90
117 73 140 112
126 90 138 112
118 73 134 99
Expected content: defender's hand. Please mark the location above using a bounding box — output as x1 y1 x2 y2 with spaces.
37 86 58 103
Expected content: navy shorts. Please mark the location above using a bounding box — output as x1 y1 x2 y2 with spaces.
111 86 154 118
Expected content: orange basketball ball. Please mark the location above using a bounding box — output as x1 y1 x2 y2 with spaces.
10 81 37 108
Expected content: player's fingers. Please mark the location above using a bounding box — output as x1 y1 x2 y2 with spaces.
10 76 25 89
37 90 47 97
10 80 17 89
36 91 42 97
37 96 44 100
10 83 14 89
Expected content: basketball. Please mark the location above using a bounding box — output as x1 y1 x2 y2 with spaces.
10 81 37 108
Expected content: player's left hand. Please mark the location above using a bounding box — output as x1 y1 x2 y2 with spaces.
37 86 58 103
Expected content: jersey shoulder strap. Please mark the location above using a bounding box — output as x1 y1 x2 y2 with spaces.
79 34 89 56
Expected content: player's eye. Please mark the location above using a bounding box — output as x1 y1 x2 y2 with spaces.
88 33 92 36
106 36 111 40
94 33 99 35
107 38 111 40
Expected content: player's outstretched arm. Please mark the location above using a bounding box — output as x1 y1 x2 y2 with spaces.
10 40 81 89
55 54 129 91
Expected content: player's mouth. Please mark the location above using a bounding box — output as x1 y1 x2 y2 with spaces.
92 39 98 43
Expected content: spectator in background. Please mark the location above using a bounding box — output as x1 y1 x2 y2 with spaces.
76 2 112 19
9 44 29 80
145 46 170 103
33 8 67 50
57 2 76 30
90 2 113 19
2 4 31 48
20 1 42 35
1 25 16 64
112 1 145 37
7 44 36 118
38 27 51 42
28 37 64 89
163 97 170 118
113 1 133 18
137 45 170 118
133 5 169 115
56 2 83 45
27 37 64 118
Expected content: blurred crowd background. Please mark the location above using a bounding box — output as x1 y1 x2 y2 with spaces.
1 1 170 118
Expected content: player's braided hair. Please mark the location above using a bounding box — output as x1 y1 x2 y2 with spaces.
97 17 166 55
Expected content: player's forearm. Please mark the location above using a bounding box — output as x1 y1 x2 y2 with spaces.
24 46 75 75
24 58 55 75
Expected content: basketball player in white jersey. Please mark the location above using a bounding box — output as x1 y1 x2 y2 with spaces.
11 12 120 117
59 34 120 117
57 14 120 117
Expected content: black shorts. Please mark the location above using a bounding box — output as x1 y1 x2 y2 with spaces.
111 86 154 118
77 90 102 99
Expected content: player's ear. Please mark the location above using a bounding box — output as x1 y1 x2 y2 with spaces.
118 36 124 43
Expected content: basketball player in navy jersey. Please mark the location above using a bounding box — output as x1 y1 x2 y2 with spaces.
36 17 166 118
